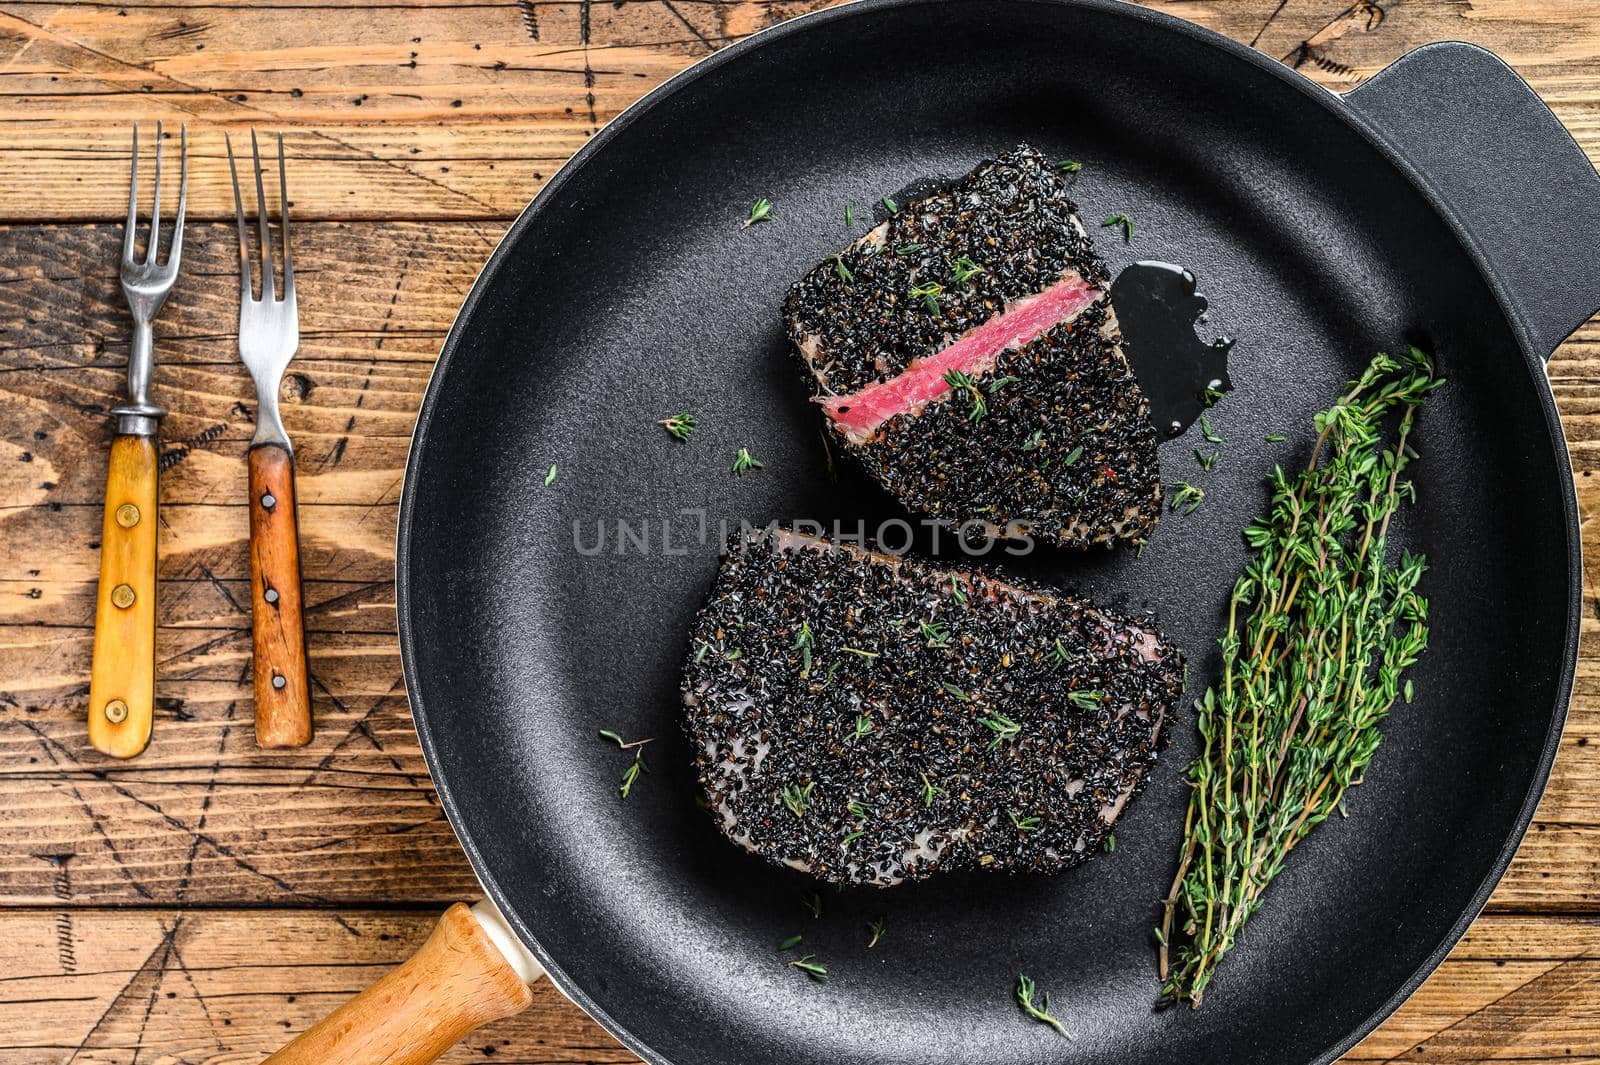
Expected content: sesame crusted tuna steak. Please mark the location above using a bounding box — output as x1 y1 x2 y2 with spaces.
681 527 1184 887
784 145 1162 548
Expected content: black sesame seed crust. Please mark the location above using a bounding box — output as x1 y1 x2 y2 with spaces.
785 144 1103 395
782 144 1161 548
681 527 1184 887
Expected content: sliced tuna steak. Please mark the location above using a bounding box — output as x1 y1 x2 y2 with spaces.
681 527 1184 887
785 145 1162 548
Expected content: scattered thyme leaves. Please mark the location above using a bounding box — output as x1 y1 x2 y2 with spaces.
866 917 886 948
731 448 764 476
950 255 985 285
910 281 945 315
833 254 854 283
781 780 814 818
978 711 1021 748
942 368 986 419
1016 973 1072 1038
801 891 823 919
882 195 899 214
1009 810 1042 832
778 934 803 952
544 464 558 486
742 198 772 228
1101 214 1134 242
1265 433 1286 442
1201 413 1223 444
1023 429 1047 451
1195 448 1218 472
789 954 828 981
1170 482 1205 514
1067 690 1103 711
657 412 698 441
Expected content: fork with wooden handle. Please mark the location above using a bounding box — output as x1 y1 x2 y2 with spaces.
89 123 186 759
228 130 312 748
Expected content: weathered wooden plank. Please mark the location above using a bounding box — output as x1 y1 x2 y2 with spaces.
0 908 1592 1063
4 0 1600 220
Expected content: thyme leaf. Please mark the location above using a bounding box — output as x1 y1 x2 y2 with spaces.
742 198 772 228
731 448 765 476
657 413 698 441
1016 973 1072 1038
1101 214 1134 242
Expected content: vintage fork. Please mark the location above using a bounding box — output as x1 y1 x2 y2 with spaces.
89 123 186 759
228 130 312 748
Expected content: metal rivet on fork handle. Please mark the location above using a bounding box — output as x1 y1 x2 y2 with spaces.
115 503 140 527
103 700 129 724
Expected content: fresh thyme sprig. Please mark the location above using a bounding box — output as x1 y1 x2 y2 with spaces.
1101 214 1134 242
792 619 814 677
920 620 950 648
600 730 653 799
1015 973 1072 1038
1009 810 1041 832
866 917 886 948
1157 347 1441 1009
1195 448 1218 472
657 413 698 441
833 254 853 283
950 255 985 285
942 368 987 420
978 711 1021 748
789 954 828 981
911 281 945 315
731 448 764 476
1067 690 1102 711
1169 482 1205 514
850 715 873 741
782 780 814 818
742 198 772 228
920 772 944 806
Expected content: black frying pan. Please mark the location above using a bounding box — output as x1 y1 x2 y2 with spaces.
274 2 1600 1063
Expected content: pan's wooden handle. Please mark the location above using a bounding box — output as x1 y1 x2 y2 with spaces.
249 443 312 747
88 434 158 758
265 902 541 1065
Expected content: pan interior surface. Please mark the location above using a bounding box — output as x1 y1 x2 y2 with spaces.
399 3 1574 1063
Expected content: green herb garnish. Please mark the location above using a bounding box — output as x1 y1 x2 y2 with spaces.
792 619 814 677
1265 433 1286 442
1067 690 1102 711
1023 430 1047 451
950 255 985 285
866 917 886 948
657 413 698 441
782 780 814 818
910 281 945 315
619 748 647 798
848 800 872 819
1195 448 1218 472
833 254 854 283
897 242 924 256
1158 347 1440 1009
1048 639 1071 668
987 374 1020 393
789 954 828 981
851 715 874 741
778 934 804 951
801 891 822 919
942 368 986 420
742 198 772 228
544 464 558 486
1101 214 1133 241
978 711 1021 748
1170 482 1205 514
844 204 855 226
1016 973 1071 1038
941 681 971 702
1057 159 1082 176
731 448 764 476
1009 810 1041 832
920 620 950 648
882 195 899 214
1062 445 1084 466
920 771 944 806
1200 413 1223 444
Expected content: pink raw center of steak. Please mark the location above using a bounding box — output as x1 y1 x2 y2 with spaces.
820 274 1101 441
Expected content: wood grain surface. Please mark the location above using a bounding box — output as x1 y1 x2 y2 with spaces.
2 0 1600 1061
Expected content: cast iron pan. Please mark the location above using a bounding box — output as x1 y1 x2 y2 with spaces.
394 2 1600 1063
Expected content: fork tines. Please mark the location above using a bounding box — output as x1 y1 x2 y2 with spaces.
225 130 294 305
122 121 188 274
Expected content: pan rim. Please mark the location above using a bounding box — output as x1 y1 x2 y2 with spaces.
394 2 1582 1063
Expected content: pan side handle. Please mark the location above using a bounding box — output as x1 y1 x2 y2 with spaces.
1345 41 1600 361
264 902 543 1065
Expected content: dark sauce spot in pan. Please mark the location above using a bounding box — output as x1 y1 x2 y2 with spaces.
1110 261 1235 437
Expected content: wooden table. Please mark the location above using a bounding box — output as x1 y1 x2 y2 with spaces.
1 0 1597 1060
